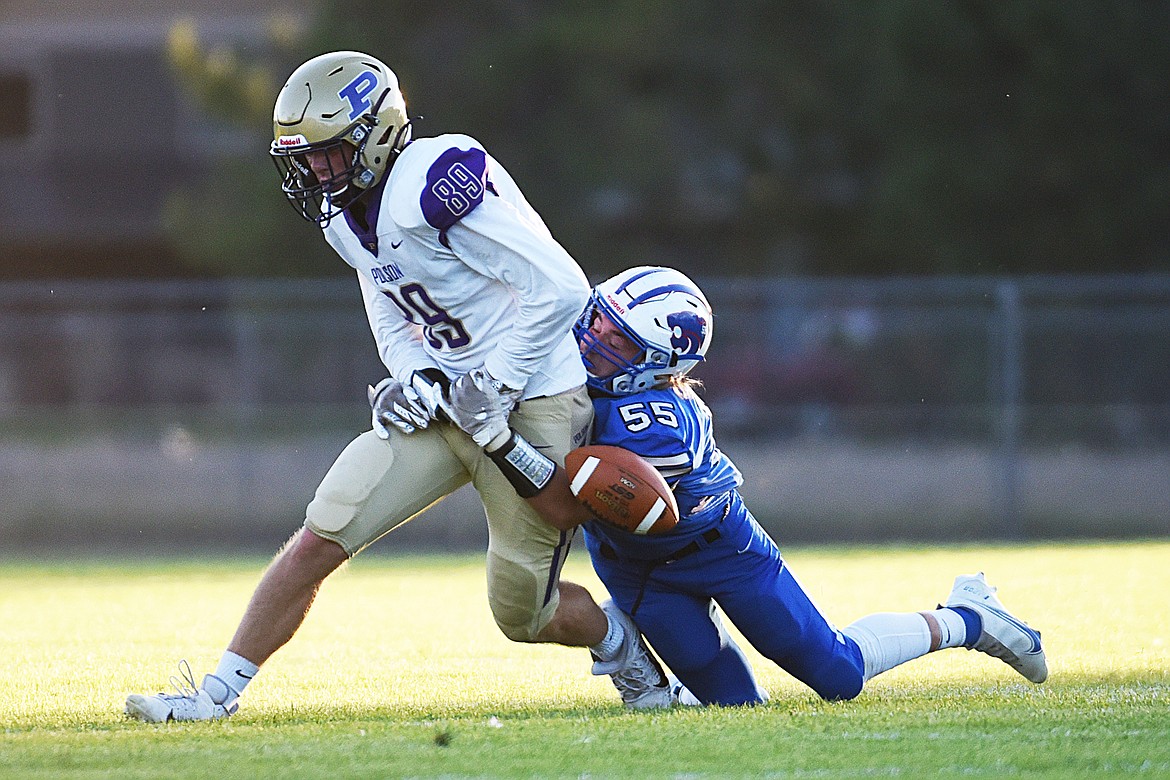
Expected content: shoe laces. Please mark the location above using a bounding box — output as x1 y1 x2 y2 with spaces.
155 659 209 712
610 640 667 695
152 660 217 720
164 660 200 698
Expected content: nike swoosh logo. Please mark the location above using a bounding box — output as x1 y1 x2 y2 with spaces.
391 240 403 249
234 671 254 680
984 604 1044 654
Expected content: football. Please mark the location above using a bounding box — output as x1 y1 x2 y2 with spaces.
564 445 679 534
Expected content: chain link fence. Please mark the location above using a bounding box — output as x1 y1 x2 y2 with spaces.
1 275 1167 552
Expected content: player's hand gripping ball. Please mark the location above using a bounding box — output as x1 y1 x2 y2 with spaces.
564 445 679 534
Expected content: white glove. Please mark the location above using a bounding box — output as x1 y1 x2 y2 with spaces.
440 368 519 449
367 369 450 439
406 368 450 421
367 377 428 438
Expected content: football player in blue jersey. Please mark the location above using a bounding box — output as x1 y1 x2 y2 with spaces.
444 266 1048 706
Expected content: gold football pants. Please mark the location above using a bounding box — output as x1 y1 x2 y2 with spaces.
305 385 593 641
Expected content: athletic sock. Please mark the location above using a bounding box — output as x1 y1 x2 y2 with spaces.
841 612 933 681
589 611 627 661
948 605 983 648
212 650 260 701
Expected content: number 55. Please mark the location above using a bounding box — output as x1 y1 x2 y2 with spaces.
618 401 679 432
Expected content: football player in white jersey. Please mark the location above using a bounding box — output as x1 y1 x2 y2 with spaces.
125 51 681 722
444 266 1048 705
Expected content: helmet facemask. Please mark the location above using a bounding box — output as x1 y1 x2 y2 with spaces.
574 266 713 396
575 301 665 394
271 123 374 224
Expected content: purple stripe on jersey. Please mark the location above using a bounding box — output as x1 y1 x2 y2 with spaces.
343 174 389 255
421 146 490 246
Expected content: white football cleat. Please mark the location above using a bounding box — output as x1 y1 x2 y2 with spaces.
592 600 694 709
945 572 1048 684
125 660 239 722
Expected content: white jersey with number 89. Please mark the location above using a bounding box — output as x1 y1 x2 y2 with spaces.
323 133 589 399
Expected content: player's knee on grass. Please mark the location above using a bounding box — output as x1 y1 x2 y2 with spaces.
486 551 560 643
792 650 866 702
676 641 769 707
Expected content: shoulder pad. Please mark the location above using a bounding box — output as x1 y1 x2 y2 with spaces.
386 135 493 235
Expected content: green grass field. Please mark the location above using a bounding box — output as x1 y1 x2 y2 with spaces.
1 541 1168 778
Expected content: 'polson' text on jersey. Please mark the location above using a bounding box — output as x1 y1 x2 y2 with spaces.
371 263 405 284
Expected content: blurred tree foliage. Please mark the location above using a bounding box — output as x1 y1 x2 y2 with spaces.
167 1 1170 278
163 15 338 276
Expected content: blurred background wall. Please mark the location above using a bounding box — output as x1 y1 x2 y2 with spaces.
1 1 1167 553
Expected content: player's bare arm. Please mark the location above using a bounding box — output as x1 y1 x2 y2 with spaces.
443 351 680 535
441 368 590 530
439 305 650 530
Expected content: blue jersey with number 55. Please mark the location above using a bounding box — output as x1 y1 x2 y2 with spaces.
586 385 743 558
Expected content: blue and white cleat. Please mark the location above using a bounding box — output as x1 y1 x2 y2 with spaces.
946 572 1048 683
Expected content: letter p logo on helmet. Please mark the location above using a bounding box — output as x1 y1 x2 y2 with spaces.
339 70 379 121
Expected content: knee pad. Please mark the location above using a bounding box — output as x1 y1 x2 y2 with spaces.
492 611 542 643
486 551 560 643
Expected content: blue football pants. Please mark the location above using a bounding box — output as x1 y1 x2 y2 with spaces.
586 494 866 706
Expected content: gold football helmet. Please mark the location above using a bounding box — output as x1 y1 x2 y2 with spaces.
270 51 411 224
